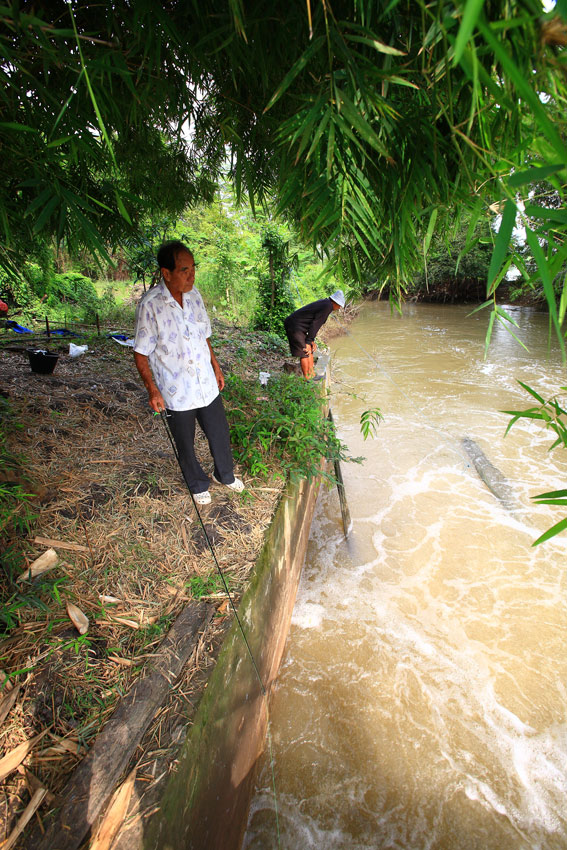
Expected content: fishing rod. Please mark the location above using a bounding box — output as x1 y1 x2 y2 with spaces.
157 409 266 695
327 408 353 538
158 409 282 844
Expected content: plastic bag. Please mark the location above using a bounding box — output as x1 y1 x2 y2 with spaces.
69 343 88 358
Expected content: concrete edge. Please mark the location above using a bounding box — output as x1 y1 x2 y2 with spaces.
148 467 324 850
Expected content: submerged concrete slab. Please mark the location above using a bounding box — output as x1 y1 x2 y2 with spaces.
147 471 323 850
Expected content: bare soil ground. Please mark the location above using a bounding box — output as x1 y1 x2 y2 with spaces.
0 321 300 849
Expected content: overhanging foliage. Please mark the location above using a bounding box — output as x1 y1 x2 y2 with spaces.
1 0 566 323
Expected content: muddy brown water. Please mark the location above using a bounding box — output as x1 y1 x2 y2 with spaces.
244 302 567 850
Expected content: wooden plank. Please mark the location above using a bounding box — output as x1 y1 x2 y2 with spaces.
31 602 213 850
32 537 89 553
2 788 48 850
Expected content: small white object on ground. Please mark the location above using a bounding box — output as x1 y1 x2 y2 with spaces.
69 343 88 357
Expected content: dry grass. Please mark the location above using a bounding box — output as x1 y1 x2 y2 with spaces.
0 322 292 847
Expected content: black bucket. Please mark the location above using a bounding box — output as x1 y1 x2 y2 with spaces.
27 349 59 375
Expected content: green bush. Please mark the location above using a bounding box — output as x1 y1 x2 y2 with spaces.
223 373 360 481
252 226 296 338
47 272 100 316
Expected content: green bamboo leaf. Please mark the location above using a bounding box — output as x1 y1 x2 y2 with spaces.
342 34 405 56
486 198 515 293
382 75 419 90
423 209 438 255
488 256 513 296
67 4 117 169
326 120 335 179
467 299 493 317
495 313 528 350
533 489 567 500
264 36 325 113
0 122 36 133
24 186 55 217
291 105 326 162
523 205 567 225
46 136 74 148
558 271 567 327
51 71 84 137
453 0 486 65
483 308 496 358
33 195 59 232
305 109 331 162
525 228 565 359
533 498 567 507
532 517 567 547
495 305 519 328
114 191 132 225
517 380 546 403
508 162 566 188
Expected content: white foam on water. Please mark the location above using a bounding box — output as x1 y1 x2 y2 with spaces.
291 602 326 629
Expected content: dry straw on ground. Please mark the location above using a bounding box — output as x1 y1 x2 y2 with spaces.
0 320 299 848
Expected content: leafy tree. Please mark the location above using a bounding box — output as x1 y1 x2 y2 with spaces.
253 225 296 337
176 196 260 324
407 221 493 303
1 0 566 338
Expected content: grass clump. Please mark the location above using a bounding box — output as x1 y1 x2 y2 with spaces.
224 373 359 481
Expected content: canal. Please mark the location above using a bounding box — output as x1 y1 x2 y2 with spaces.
244 301 567 850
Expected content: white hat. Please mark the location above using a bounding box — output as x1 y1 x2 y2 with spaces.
330 289 345 308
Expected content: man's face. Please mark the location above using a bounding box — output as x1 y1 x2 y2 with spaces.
162 249 196 293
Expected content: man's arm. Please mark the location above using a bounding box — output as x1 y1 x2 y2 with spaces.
207 339 225 392
134 351 166 412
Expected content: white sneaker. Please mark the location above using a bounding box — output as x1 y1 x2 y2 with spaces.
212 475 245 493
193 490 211 505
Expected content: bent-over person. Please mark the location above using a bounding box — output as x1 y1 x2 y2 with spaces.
283 290 345 379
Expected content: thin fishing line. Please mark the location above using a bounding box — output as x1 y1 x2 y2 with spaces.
265 701 281 841
158 410 266 694
158 410 283 847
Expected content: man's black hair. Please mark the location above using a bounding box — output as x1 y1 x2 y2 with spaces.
156 240 192 272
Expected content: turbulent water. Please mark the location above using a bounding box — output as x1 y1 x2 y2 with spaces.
244 302 567 850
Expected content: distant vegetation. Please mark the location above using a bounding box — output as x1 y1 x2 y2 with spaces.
0 189 557 334
0 190 339 332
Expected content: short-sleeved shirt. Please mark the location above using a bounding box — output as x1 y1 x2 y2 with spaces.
133 281 219 412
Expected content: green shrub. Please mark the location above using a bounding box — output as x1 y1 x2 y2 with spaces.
47 272 100 316
223 373 360 481
252 226 296 338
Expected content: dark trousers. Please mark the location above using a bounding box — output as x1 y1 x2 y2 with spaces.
167 395 235 494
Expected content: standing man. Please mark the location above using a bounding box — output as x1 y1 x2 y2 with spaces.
283 290 345 379
133 240 244 505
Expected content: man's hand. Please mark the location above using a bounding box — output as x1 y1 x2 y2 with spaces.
207 339 225 391
148 388 166 413
213 364 225 392
134 351 166 412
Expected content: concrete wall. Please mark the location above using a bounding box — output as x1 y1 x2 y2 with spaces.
148 470 323 850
